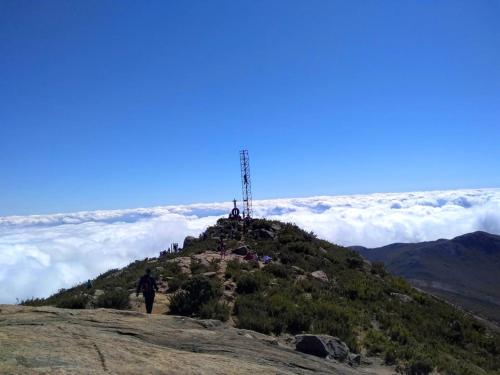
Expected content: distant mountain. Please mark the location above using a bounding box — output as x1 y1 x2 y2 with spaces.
354 231 500 324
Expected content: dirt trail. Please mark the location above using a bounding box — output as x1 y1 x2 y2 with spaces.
130 250 259 315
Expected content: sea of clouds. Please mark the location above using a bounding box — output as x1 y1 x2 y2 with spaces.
1 188 500 304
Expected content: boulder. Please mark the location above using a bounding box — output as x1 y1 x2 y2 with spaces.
311 270 329 283
295 275 307 283
183 236 197 248
94 289 105 297
257 229 275 239
295 334 350 362
192 256 210 268
223 290 235 301
202 271 217 278
233 245 250 256
271 223 282 232
328 337 350 362
390 292 413 303
348 353 361 366
174 257 192 274
296 335 330 357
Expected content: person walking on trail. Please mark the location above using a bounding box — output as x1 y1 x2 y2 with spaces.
218 237 227 260
136 268 159 314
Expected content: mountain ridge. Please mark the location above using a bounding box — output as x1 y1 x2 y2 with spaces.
354 231 500 324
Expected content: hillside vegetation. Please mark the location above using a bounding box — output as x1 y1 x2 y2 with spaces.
23 219 500 375
355 231 500 324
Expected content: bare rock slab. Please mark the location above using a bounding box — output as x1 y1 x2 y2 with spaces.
0 305 375 375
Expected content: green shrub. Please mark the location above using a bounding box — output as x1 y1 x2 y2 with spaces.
483 336 499 355
389 323 410 345
247 259 260 269
286 242 316 255
168 290 192 315
225 259 244 279
168 273 189 292
371 262 387 277
236 273 268 294
408 358 433 375
263 263 291 279
446 320 465 345
56 294 89 309
20 297 46 307
234 294 276 334
96 268 120 280
278 234 300 245
389 276 412 293
364 329 390 356
347 256 363 269
208 258 221 272
310 301 358 351
199 300 230 322
294 278 323 296
169 276 221 316
279 251 308 270
162 261 182 277
342 278 382 301
234 292 311 335
305 231 317 240
249 219 273 231
95 289 130 310
284 305 312 334
190 259 210 274
225 258 257 280
384 348 397 365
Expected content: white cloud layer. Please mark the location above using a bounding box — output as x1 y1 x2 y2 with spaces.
1 188 499 303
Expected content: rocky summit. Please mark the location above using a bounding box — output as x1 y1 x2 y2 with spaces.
0 305 390 375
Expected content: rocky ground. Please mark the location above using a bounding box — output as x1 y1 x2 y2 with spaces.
0 305 394 375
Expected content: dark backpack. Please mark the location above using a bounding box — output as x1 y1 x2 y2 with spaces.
141 276 154 294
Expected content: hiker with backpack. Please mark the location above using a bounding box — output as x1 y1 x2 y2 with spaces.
136 268 159 314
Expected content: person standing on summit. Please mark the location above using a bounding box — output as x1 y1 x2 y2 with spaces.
136 269 159 314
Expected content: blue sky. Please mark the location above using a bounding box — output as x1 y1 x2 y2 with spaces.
1 0 499 215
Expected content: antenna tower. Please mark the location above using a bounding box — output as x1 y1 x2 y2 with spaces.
240 150 252 219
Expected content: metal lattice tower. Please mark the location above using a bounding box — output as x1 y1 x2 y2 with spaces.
240 150 252 219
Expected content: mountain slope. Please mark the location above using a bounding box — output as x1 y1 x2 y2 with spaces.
23 219 500 375
354 231 500 324
0 305 370 375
